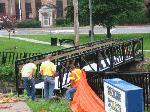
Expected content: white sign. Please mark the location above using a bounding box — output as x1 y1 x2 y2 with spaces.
104 82 126 112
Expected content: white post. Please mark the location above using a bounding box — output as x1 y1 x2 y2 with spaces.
19 0 22 21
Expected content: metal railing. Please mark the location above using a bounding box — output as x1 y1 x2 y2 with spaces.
0 52 40 64
15 38 144 104
86 71 150 111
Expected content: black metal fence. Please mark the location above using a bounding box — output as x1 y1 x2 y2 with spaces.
0 52 40 64
15 38 145 108
86 71 150 111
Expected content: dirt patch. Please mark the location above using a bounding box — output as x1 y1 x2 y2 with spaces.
0 101 31 112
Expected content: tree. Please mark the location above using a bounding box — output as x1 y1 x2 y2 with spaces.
66 0 144 38
145 0 150 18
0 15 16 39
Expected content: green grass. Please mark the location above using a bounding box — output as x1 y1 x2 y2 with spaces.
1 33 150 53
111 33 150 50
27 99 72 112
0 37 63 53
14 34 94 44
15 33 150 49
27 99 149 112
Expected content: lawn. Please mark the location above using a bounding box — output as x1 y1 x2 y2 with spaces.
27 99 149 112
14 33 150 50
14 34 93 44
1 33 150 57
0 37 63 53
27 99 72 112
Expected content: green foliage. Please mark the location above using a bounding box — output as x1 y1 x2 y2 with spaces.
66 0 145 28
66 0 90 26
93 0 144 27
55 18 73 27
27 99 72 112
16 20 41 28
118 9 150 25
0 64 15 81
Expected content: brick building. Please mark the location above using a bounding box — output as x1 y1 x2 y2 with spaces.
0 0 67 20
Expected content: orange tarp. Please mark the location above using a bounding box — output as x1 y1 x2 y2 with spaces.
69 71 105 112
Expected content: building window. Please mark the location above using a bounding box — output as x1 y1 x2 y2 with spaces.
25 0 32 19
56 0 63 17
0 3 5 14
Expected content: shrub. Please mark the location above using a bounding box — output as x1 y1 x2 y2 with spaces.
16 20 41 28
0 64 15 81
55 18 73 27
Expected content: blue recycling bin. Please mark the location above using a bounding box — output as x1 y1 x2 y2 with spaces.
104 78 144 112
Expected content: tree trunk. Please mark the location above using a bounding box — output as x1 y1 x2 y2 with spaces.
73 0 80 46
9 32 10 39
106 27 111 38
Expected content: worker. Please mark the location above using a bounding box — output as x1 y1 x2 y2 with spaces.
21 60 37 100
65 66 82 101
40 55 56 100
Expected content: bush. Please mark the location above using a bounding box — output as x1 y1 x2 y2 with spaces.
55 18 73 27
16 20 41 28
0 64 15 81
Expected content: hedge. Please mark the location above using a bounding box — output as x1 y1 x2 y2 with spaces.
16 20 41 28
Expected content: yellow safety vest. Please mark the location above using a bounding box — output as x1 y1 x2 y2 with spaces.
40 61 56 76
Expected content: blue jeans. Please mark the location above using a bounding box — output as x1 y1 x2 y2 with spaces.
23 77 36 100
44 76 55 99
65 88 77 101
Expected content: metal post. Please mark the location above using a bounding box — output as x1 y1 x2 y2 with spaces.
15 61 19 96
42 87 44 99
132 41 135 58
110 47 114 69
89 0 94 42
58 62 63 95
96 51 99 71
141 38 144 61
122 43 125 62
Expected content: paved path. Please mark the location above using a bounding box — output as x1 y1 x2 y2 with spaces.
0 101 32 112
0 35 51 45
0 25 150 35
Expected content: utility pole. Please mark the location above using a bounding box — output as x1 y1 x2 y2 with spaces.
89 0 94 42
10 0 13 16
73 0 80 46
19 0 21 21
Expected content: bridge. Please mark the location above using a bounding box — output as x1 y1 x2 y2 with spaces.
15 37 143 92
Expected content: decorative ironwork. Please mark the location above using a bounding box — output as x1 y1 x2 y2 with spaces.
86 71 150 111
15 38 144 100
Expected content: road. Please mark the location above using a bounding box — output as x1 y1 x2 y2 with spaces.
0 25 150 35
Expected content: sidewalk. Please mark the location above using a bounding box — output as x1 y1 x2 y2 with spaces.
0 101 32 112
0 35 51 45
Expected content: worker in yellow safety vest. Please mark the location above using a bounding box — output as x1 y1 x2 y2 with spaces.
21 60 37 100
40 55 56 100
65 66 82 101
